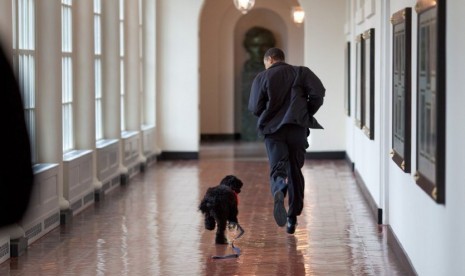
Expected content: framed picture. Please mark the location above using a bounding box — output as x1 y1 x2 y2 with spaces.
391 8 412 172
354 34 363 128
362 28 375 140
345 41 351 116
414 0 446 204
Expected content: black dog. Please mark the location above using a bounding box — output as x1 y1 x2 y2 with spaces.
199 175 243 244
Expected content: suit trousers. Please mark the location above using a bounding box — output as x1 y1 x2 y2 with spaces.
264 124 308 218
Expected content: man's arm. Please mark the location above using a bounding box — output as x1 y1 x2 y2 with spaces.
302 67 325 98
248 74 268 117
302 67 325 115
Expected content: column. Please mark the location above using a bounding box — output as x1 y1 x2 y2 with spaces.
101 0 120 139
36 0 65 208
124 0 139 131
0 1 13 55
102 0 127 176
74 0 101 192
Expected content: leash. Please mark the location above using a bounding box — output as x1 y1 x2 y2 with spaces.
212 224 245 259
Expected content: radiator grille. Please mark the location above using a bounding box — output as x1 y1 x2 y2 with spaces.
0 242 9 259
25 223 42 240
71 199 82 212
84 191 94 204
102 181 110 191
111 176 120 186
44 212 60 230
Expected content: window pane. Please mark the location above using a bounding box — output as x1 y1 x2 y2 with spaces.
94 15 101 54
119 0 124 20
95 59 101 97
15 0 37 163
120 22 124 56
29 0 34 49
95 59 103 140
94 0 103 140
62 0 73 151
94 0 101 13
120 60 125 131
96 100 103 140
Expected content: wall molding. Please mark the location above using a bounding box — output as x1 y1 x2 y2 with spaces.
386 225 418 275
345 153 355 172
349 161 416 274
354 169 381 223
158 150 345 160
200 133 241 142
157 151 199 160
305 151 346 160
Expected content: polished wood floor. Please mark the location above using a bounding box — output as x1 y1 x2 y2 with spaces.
0 142 407 275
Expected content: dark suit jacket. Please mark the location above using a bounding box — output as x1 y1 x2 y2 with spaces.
248 62 325 135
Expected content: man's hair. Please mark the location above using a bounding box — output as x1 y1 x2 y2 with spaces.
264 47 285 61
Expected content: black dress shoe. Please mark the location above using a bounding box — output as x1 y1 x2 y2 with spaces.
273 191 287 227
286 216 297 234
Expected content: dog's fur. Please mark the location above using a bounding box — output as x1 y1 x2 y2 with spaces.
199 175 243 244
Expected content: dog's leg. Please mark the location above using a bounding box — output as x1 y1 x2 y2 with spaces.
215 218 228 244
227 203 239 225
204 213 215 230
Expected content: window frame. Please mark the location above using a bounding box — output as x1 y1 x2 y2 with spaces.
61 0 74 153
13 0 37 163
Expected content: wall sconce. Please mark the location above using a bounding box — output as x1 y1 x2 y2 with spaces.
292 6 305 24
233 0 255 14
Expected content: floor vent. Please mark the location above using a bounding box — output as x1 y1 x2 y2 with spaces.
84 191 94 205
0 241 9 259
102 181 110 191
71 199 82 212
111 176 120 186
44 212 60 230
25 223 42 240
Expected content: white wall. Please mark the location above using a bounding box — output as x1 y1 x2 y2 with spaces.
344 0 355 163
302 0 346 152
342 0 384 206
445 1 465 273
200 0 241 135
157 0 202 152
344 0 465 274
200 0 304 136
387 0 465 275
199 0 346 153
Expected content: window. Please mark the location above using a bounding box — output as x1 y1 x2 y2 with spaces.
13 0 37 163
120 0 126 131
62 0 74 152
94 0 103 140
139 0 145 125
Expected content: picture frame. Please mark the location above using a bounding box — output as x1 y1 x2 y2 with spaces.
391 8 412 173
362 28 375 140
354 34 363 128
345 41 351 116
414 0 446 204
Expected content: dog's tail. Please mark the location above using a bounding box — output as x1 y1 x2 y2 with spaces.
198 199 209 214
199 187 215 214
199 197 215 214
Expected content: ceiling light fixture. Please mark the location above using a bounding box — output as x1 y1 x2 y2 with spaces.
292 6 305 24
233 0 255 14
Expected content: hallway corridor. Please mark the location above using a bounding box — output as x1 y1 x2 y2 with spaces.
0 143 408 275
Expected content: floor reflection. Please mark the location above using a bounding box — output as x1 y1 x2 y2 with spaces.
0 143 407 275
